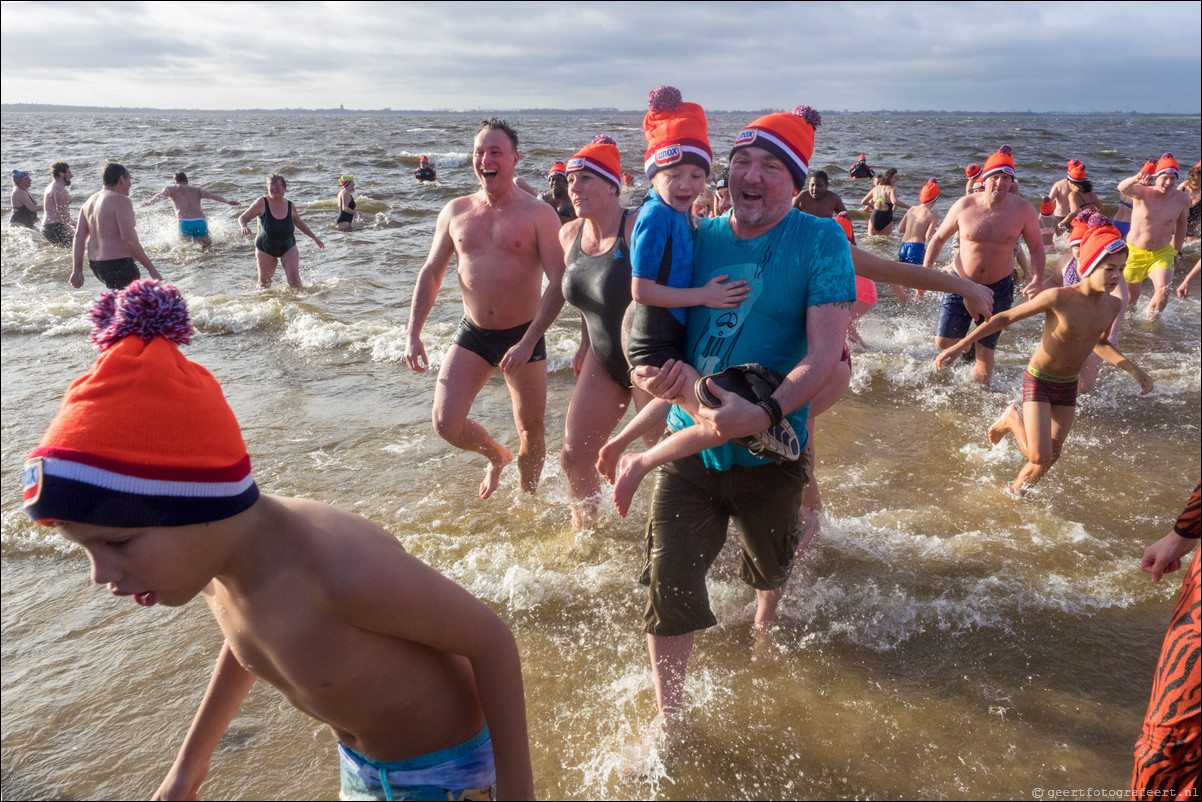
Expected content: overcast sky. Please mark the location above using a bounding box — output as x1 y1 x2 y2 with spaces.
2 1 1199 113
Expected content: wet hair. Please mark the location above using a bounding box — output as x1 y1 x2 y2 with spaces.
174 172 188 183
810 170 829 184
102 162 128 188
477 117 518 151
883 167 898 183
268 173 287 189
1186 165 1201 187
51 161 70 179
1069 178 1093 194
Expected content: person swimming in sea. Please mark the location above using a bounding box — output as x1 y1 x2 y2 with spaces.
415 157 437 182
335 175 362 231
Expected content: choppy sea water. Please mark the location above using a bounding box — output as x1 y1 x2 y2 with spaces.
2 111 1200 800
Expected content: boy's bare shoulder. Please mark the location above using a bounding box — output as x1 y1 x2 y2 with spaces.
264 496 412 590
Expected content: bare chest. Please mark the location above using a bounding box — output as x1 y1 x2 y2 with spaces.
961 205 1024 245
451 205 537 260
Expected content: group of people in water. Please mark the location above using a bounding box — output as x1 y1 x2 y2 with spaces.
12 92 1201 802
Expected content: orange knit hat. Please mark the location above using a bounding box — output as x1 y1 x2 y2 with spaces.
548 162 566 178
981 145 1015 180
567 135 621 187
1154 153 1179 176
834 212 854 243
919 178 940 204
1068 208 1093 247
965 163 982 179
1066 159 1086 181
23 281 258 527
1040 197 1055 216
642 86 712 179
1139 159 1158 176
730 105 822 190
1077 214 1126 278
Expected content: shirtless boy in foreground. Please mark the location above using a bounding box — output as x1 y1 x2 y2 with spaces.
405 118 566 499
23 281 533 801
936 217 1152 496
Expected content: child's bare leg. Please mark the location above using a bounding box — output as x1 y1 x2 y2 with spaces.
613 425 723 517
890 283 908 303
1008 400 1061 495
598 397 669 483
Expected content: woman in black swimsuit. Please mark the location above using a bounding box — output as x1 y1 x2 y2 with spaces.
557 138 652 528
335 175 361 231
238 174 324 288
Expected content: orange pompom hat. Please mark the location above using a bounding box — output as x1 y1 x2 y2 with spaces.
834 212 854 243
919 178 940 204
1066 159 1086 181
1068 208 1093 247
23 281 258 527
981 145 1015 180
1154 153 1179 177
1040 197 1055 216
965 163 982 179
1139 159 1158 176
730 105 822 190
567 135 621 187
642 86 712 179
548 161 566 178
1077 214 1126 278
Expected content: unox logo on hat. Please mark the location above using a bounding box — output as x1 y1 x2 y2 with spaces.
567 157 586 171
734 129 758 148
654 145 682 167
22 458 43 508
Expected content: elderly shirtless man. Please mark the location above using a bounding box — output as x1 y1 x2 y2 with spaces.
925 145 1044 385
142 171 240 249
1117 154 1190 320
71 162 161 290
405 118 566 500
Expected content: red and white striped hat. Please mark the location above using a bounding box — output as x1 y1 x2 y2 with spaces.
567 135 621 188
23 281 258 527
642 85 712 179
730 105 822 190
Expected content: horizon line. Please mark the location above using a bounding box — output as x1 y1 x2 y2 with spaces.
3 103 1200 117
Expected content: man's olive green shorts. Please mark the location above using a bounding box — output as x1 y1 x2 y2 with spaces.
640 449 811 636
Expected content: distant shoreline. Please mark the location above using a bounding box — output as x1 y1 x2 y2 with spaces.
3 104 1199 117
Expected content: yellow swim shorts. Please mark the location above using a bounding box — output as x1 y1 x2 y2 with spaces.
1124 243 1177 284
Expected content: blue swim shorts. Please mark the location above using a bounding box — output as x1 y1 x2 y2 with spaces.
935 274 1014 351
179 218 209 238
898 241 926 265
338 727 496 801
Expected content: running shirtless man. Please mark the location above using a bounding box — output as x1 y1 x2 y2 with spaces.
71 162 161 290
142 171 240 249
925 145 1045 385
404 118 566 500
1116 154 1190 319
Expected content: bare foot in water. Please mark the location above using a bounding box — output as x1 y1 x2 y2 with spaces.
613 453 651 517
596 439 622 484
751 622 779 664
988 405 1019 446
479 448 514 499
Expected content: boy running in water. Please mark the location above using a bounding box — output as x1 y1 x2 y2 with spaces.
894 178 941 301
22 281 533 801
935 215 1152 495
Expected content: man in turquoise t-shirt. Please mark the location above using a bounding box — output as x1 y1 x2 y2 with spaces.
633 106 856 736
